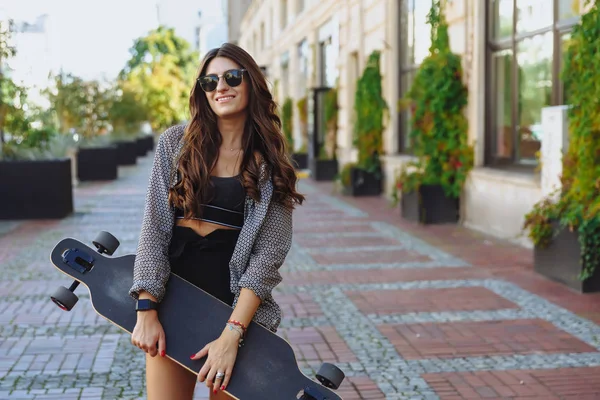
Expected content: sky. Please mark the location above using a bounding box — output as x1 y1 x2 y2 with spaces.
1 0 226 82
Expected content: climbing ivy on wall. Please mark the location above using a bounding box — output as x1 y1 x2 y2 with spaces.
396 0 473 198
523 0 600 280
281 97 294 151
353 50 388 173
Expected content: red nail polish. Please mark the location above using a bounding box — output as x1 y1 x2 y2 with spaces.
213 389 217 394
190 354 195 359
160 350 165 357
221 385 225 390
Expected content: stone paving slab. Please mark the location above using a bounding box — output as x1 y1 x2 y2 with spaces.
0 152 599 399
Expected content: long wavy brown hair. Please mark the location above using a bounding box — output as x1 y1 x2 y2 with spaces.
168 43 305 219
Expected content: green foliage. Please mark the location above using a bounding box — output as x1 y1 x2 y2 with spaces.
339 162 356 188
396 0 473 199
119 26 197 132
353 51 388 173
45 73 113 138
108 84 147 135
322 87 338 160
120 26 197 78
1 80 28 137
281 97 294 151
296 96 308 152
523 0 600 280
390 164 425 207
0 132 74 161
324 87 338 129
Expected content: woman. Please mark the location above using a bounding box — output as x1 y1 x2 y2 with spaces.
128 42 304 399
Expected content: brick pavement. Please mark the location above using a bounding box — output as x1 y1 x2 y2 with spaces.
0 153 599 399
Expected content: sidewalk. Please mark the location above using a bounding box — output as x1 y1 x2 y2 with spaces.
0 152 599 399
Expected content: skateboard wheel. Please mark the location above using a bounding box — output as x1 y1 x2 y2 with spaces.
92 231 120 255
316 362 345 390
50 286 79 311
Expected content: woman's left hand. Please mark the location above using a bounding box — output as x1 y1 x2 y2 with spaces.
192 329 240 394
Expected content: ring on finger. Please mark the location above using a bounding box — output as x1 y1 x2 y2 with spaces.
216 371 225 380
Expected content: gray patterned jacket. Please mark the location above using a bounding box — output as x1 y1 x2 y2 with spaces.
128 124 292 332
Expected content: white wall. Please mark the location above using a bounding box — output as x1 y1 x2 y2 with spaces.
462 168 541 248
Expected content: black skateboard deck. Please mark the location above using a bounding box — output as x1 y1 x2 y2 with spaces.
49 232 345 400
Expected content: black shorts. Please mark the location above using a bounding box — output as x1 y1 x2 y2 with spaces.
168 225 240 306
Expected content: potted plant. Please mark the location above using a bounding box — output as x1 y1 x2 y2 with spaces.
0 47 74 220
77 134 119 181
109 131 138 166
0 133 75 220
340 50 388 196
394 0 473 223
311 87 339 181
522 2 600 293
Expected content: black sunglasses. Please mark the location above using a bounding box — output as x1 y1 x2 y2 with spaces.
197 69 246 92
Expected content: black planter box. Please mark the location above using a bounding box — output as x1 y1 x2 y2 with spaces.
401 184 459 224
311 159 338 181
346 167 382 196
77 146 118 181
135 137 148 157
145 135 155 152
291 153 308 170
0 159 73 219
114 140 137 165
534 221 600 293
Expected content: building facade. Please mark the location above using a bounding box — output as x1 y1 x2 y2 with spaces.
228 0 253 44
238 0 586 248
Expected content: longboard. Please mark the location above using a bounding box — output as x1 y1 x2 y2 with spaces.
49 231 345 400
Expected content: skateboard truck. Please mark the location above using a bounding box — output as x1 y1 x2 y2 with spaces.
301 386 329 400
50 231 120 311
299 362 345 399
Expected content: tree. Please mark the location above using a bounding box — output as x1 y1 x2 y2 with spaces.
108 84 148 135
119 26 198 132
0 19 17 144
44 73 114 138
45 73 86 133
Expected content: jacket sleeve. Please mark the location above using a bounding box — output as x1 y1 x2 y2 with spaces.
129 128 177 302
237 198 293 302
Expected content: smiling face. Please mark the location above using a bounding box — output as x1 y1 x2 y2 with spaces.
201 56 250 119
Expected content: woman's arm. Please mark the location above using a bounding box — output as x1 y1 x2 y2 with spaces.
194 197 294 393
129 126 180 302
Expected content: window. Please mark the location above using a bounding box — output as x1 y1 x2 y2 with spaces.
297 39 309 96
317 18 339 88
486 0 581 166
398 0 432 153
281 52 290 101
280 0 288 30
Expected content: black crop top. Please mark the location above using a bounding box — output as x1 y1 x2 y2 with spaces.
174 175 245 229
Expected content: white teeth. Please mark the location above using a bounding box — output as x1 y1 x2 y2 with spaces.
217 96 234 102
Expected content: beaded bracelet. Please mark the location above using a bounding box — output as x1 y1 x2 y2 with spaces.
227 319 247 337
225 322 245 347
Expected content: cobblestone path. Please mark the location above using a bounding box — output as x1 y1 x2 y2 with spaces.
1 150 600 399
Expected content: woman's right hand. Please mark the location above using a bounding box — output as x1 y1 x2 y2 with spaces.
131 310 167 357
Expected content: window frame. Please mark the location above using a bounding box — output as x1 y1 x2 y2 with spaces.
484 0 580 167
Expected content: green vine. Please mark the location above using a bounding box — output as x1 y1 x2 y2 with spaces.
395 0 473 199
296 96 308 152
353 51 388 173
339 162 356 188
523 0 600 281
281 97 294 151
322 87 338 159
